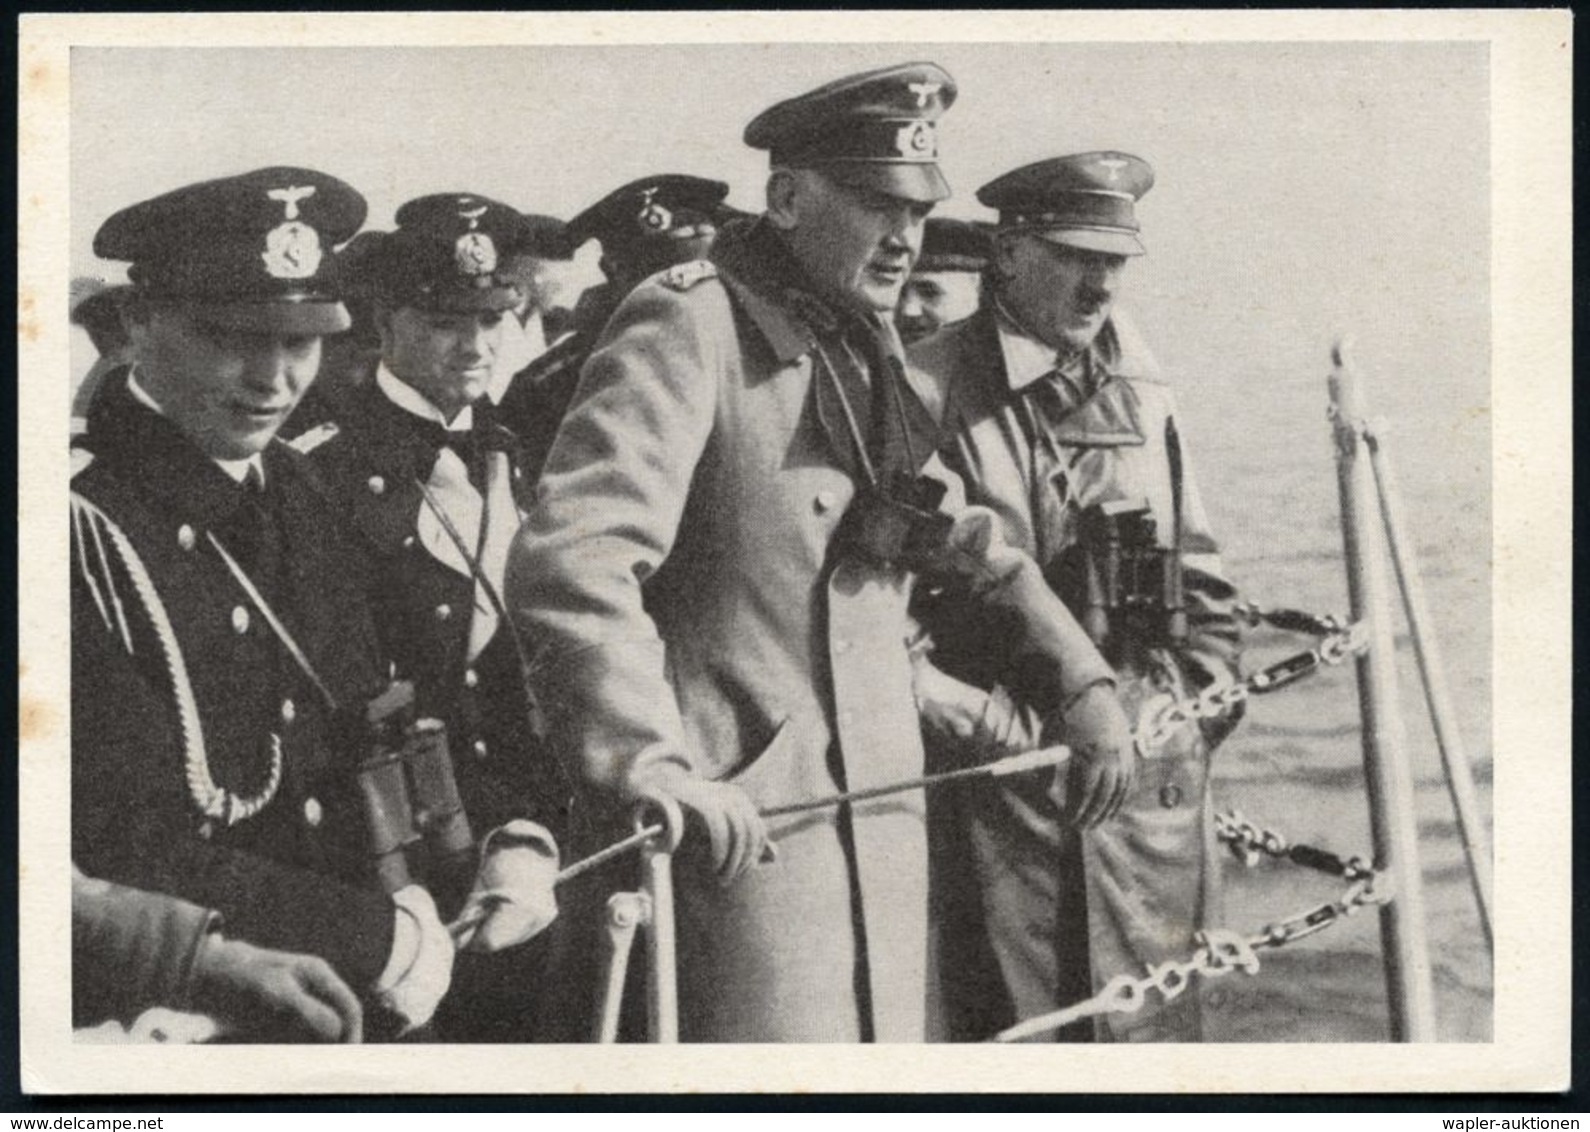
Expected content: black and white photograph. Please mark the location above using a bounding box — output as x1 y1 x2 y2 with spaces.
17 10 1570 1096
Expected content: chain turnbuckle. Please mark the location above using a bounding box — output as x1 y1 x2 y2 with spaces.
1134 619 1367 755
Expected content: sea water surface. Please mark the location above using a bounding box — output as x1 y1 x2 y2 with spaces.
1174 346 1492 1042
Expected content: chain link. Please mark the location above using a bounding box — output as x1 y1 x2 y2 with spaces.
1135 615 1368 754
993 810 1387 1043
993 601 1389 1042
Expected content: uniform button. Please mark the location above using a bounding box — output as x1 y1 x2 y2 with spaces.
403 535 417 549
303 797 323 827
463 668 479 689
367 475 386 496
197 821 214 841
435 603 453 622
834 638 852 655
1160 784 1183 809
231 606 250 634
814 490 838 513
176 524 196 551
472 739 489 760
280 698 296 725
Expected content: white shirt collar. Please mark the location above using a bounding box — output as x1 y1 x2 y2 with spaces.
376 363 474 432
125 368 265 486
991 299 1065 393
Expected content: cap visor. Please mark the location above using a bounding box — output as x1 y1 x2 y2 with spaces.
1031 228 1146 257
818 161 952 204
188 300 352 336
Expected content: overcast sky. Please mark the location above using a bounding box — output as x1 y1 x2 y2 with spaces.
69 38 1489 513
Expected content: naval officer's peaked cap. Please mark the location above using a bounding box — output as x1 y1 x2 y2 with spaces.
93 166 367 335
566 175 730 255
743 62 958 204
346 192 529 314
978 151 1155 257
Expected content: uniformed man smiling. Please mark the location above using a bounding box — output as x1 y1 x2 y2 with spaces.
294 192 568 1041
71 168 455 1040
72 170 560 1044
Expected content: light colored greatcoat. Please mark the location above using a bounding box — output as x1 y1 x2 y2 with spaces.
509 261 939 1041
509 255 1112 1042
910 304 1243 1042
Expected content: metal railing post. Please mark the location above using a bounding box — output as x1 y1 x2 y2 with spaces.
593 892 647 1043
1328 340 1438 1041
640 835 679 1043
1364 416 1494 953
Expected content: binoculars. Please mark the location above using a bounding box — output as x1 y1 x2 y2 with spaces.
358 680 475 894
838 471 954 569
1053 500 1188 658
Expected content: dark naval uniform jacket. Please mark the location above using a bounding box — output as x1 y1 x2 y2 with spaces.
291 378 564 847
70 371 396 990
910 304 1243 1042
294 376 569 1040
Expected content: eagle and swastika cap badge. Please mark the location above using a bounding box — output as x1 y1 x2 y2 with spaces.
977 152 1155 257
93 166 367 335
743 62 958 204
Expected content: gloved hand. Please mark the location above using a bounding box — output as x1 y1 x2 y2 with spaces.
452 820 560 953
190 933 364 1043
1053 680 1137 829
374 884 454 1034
638 772 769 885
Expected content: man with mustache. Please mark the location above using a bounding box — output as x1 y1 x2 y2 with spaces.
909 152 1245 1041
510 66 1133 1042
291 193 566 1040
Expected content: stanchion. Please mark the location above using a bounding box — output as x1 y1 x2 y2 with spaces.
640 808 681 1043
593 892 647 1043
1364 415 1494 953
1329 339 1438 1041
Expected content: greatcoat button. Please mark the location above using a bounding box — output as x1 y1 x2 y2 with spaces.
280 698 296 725
472 739 489 760
197 821 214 841
435 603 453 621
176 524 196 551
403 535 417 549
1160 783 1183 809
231 606 250 634
368 475 386 496
303 797 323 827
814 490 838 513
464 668 479 689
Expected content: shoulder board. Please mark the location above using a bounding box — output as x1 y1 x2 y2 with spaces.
285 421 341 455
660 260 718 292
70 446 95 478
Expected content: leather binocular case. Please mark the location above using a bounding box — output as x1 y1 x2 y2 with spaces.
358 679 475 894
838 471 954 569
1052 500 1188 659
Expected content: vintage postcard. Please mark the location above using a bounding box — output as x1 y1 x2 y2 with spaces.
17 10 1571 1095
